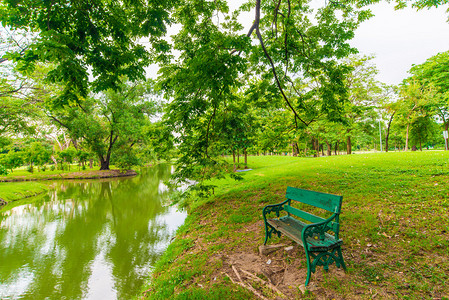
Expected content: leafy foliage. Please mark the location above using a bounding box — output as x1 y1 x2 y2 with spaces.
45 80 159 170
1 0 175 104
158 0 373 196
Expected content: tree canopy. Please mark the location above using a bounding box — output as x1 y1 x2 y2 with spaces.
1 0 175 102
1 0 448 195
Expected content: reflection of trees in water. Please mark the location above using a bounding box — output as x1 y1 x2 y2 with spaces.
0 164 182 300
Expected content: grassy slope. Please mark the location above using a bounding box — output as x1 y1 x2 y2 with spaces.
0 181 49 203
142 152 449 299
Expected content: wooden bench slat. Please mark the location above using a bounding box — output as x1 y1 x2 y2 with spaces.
286 186 342 213
284 205 326 224
267 217 341 251
267 218 303 244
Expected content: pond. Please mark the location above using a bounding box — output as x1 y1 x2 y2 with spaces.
0 164 186 299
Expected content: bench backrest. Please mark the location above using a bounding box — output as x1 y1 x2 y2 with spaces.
285 186 343 216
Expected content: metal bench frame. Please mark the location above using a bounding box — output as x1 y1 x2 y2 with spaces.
263 186 347 287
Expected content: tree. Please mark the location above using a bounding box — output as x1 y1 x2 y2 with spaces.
409 115 439 150
341 55 384 154
141 121 175 163
47 80 158 170
378 87 399 152
1 0 175 104
397 78 433 151
57 147 76 170
408 51 449 150
26 141 52 172
0 150 25 173
158 0 372 195
0 30 39 136
393 0 449 10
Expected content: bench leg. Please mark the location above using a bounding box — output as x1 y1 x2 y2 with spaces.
304 249 312 287
337 246 347 271
264 222 273 245
264 224 269 245
305 248 344 287
264 223 281 245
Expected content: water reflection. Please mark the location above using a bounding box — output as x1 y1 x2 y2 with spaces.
0 164 186 299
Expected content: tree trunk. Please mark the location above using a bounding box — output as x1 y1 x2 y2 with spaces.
346 136 352 155
334 141 338 155
304 140 308 156
326 141 332 156
100 132 117 170
71 138 79 150
99 150 112 170
385 112 395 153
237 148 240 167
51 155 58 169
405 123 410 151
244 149 248 169
445 122 449 151
313 137 319 157
232 149 236 171
385 135 389 152
100 158 110 170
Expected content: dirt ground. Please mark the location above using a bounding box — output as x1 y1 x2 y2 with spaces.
193 220 358 300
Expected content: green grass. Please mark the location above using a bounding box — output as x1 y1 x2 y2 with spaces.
0 181 49 210
142 151 449 299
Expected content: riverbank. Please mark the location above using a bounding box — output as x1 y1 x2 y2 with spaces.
0 169 137 182
142 152 449 299
0 169 137 210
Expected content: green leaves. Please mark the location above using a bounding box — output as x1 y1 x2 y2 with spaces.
1 0 175 106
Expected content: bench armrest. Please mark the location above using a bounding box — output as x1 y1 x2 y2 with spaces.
301 213 340 244
262 199 290 221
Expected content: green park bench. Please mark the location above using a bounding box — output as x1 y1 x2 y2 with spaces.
262 186 346 287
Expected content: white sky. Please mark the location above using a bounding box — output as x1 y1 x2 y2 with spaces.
350 2 449 85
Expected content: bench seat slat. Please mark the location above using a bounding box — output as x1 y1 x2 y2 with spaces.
267 217 342 252
283 205 326 224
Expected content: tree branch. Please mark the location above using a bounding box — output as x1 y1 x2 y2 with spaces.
205 104 217 158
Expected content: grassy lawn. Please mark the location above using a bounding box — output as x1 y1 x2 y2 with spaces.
0 181 49 208
141 151 449 299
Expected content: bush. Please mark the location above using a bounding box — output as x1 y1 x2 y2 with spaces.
0 164 9 176
50 165 55 171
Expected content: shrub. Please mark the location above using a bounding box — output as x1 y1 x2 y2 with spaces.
0 164 9 176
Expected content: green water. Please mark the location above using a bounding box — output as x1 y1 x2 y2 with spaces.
0 164 186 299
